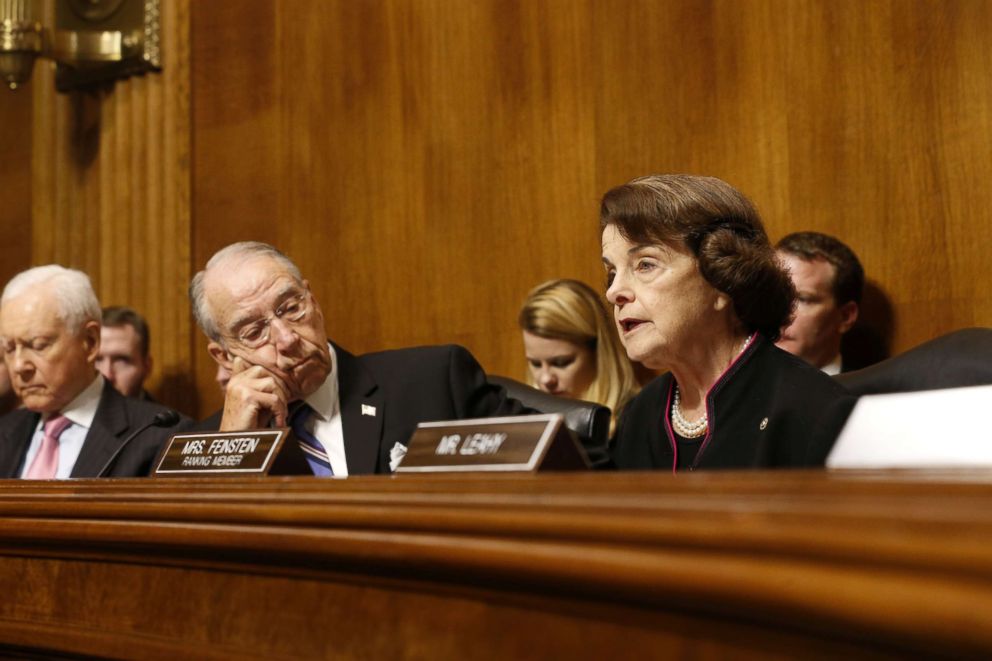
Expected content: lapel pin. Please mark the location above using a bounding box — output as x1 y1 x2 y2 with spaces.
759 417 768 430
362 404 376 417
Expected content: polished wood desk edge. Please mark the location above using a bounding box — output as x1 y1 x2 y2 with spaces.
3 468 992 496
0 470 989 655
0 621 272 661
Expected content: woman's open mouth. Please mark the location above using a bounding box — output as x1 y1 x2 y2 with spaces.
619 318 646 334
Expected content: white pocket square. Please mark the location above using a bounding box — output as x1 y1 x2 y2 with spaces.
389 442 408 472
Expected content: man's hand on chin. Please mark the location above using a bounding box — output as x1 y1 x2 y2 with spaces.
219 357 292 430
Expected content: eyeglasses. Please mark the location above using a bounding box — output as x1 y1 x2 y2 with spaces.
231 292 312 349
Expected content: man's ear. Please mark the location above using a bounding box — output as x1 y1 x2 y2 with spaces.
839 301 859 334
207 341 232 368
82 320 101 362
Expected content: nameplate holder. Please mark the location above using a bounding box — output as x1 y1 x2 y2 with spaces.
152 428 310 477
395 413 590 473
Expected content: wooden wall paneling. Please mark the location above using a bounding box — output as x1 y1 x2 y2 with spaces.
928 0 992 332
0 88 33 287
191 0 992 415
30 0 193 414
191 0 282 416
160 0 194 414
193 0 605 413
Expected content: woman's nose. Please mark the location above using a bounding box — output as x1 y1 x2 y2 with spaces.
538 369 557 390
606 272 631 306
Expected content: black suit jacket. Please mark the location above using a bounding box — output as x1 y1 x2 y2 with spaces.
0 381 185 478
612 335 856 471
194 344 530 475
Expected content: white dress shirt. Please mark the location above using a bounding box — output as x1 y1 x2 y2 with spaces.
298 344 348 477
20 374 104 479
821 354 843 376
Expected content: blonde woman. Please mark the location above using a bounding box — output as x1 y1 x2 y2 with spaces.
519 279 639 436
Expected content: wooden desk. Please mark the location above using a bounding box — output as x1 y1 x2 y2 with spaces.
0 471 990 659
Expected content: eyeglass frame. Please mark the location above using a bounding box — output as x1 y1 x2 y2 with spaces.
224 289 315 349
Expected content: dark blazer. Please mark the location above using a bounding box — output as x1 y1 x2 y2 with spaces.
194 344 531 475
0 380 185 478
612 335 856 472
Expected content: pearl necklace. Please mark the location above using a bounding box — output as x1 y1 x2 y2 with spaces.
670 333 756 439
672 385 708 438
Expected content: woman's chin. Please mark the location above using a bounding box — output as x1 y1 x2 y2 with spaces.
624 344 662 369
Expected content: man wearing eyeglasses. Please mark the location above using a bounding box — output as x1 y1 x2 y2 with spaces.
190 241 528 476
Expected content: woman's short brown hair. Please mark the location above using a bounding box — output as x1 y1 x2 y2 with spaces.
599 174 795 340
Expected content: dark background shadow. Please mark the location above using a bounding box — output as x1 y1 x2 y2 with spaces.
842 279 895 371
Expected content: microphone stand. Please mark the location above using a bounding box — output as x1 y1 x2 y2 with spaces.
97 410 181 478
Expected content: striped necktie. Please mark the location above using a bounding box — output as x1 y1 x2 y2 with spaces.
290 404 333 476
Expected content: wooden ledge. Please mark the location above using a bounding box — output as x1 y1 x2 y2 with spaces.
0 470 990 658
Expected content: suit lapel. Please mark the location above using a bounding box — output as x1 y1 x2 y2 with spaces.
334 344 383 475
0 410 41 478
70 382 129 478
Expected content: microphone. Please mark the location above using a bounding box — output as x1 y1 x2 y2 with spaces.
97 409 181 478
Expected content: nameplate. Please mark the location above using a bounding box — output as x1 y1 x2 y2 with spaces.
152 429 307 476
395 414 590 473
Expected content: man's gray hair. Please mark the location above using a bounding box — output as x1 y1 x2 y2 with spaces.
1 265 101 334
189 241 303 342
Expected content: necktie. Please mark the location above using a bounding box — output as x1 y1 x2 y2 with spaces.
291 404 333 476
24 415 72 479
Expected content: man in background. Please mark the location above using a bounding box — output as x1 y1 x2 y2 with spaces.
0 266 181 478
97 306 154 400
775 231 865 374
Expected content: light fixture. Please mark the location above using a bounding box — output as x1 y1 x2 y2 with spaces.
0 0 159 92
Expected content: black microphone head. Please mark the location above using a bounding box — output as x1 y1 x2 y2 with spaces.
152 409 181 427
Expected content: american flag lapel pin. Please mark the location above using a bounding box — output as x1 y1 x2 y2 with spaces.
362 404 376 417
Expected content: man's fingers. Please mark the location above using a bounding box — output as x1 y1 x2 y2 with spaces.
273 404 288 428
229 361 292 400
220 364 294 431
231 371 290 400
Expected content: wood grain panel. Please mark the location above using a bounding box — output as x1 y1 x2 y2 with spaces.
0 89 32 287
190 0 992 416
28 0 193 413
1 471 992 657
192 0 605 413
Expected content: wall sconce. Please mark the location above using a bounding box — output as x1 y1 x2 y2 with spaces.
0 0 159 92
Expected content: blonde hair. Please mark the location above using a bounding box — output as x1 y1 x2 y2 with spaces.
519 279 639 435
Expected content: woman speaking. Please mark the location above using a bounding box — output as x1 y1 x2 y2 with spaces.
600 174 854 471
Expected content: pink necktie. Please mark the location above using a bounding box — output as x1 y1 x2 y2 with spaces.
24 415 72 479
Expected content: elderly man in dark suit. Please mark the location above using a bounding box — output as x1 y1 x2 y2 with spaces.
0 266 182 478
190 242 528 475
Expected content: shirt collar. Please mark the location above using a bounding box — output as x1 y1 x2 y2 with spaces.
821 354 843 376
57 373 104 429
302 343 339 422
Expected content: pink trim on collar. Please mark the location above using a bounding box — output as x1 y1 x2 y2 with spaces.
663 332 761 472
